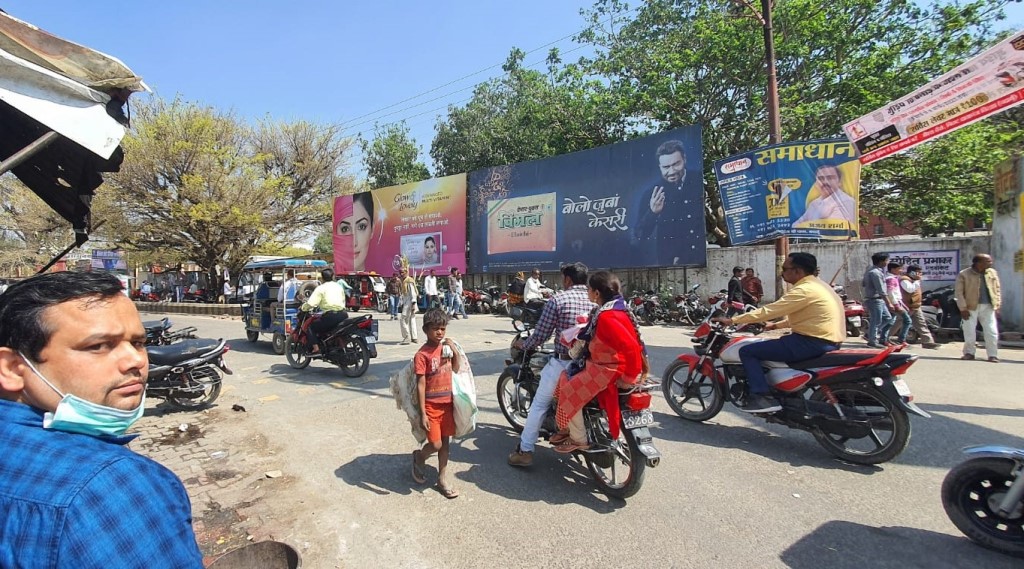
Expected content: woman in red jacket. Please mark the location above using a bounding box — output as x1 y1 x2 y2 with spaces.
552 270 647 452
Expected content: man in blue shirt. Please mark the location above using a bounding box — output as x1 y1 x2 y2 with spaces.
0 271 203 568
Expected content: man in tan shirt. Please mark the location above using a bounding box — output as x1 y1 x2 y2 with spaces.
954 253 1002 362
715 252 845 413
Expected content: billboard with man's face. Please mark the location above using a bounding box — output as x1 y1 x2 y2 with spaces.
467 125 706 272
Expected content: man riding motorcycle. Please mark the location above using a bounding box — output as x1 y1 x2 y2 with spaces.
713 252 845 413
300 269 348 354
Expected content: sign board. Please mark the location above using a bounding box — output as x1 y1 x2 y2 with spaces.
886 250 959 281
844 31 1024 164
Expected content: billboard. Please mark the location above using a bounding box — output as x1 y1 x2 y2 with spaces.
333 174 467 275
843 31 1024 164
468 126 705 272
715 139 861 245
885 250 959 282
90 249 127 271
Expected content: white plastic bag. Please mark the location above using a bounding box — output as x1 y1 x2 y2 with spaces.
449 341 477 437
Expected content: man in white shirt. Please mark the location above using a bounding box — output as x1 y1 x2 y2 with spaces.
277 270 299 304
448 268 467 320
524 269 543 302
423 269 439 309
793 165 857 228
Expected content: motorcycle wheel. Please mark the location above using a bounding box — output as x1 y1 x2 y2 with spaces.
680 306 695 326
271 333 286 355
661 360 724 421
246 330 259 342
809 385 910 465
942 457 1024 557
165 366 222 411
376 296 388 313
585 423 646 499
641 309 655 326
496 371 531 433
284 336 312 369
339 337 370 378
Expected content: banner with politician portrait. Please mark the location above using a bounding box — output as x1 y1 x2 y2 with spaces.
332 174 467 275
715 139 861 245
468 125 705 272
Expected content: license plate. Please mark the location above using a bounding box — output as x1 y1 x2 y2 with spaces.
622 408 654 429
850 316 862 326
365 336 376 344
892 378 912 396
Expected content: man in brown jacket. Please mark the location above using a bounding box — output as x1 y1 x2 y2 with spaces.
954 254 1001 362
899 265 938 349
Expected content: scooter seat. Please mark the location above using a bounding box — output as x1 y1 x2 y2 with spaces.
148 338 221 366
142 318 170 331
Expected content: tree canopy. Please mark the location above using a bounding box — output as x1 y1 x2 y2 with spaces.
362 122 431 189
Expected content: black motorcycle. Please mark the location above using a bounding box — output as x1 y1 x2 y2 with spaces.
496 332 661 499
509 300 546 332
146 338 231 411
673 284 709 326
942 445 1024 557
284 312 378 377
143 317 197 346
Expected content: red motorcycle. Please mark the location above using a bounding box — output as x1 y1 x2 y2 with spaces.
661 321 929 464
833 285 865 337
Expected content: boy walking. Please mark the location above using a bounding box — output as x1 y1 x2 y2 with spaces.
411 308 461 498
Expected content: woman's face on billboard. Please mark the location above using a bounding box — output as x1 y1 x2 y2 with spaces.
338 198 372 270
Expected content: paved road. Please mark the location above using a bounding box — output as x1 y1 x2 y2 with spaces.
133 309 1024 568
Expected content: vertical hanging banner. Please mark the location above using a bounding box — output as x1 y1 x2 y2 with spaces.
715 139 861 245
843 31 1024 165
468 126 705 272
333 174 467 275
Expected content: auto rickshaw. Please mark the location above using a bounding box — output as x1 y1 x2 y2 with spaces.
240 258 327 354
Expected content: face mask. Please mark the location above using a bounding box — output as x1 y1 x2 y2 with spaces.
19 353 146 437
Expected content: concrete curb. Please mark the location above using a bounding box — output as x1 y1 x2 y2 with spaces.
134 301 242 317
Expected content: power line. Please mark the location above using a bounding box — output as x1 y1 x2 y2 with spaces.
340 6 636 133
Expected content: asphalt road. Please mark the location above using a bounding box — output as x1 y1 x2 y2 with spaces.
140 308 1024 569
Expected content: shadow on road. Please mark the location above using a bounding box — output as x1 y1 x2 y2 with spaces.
334 453 415 497
779 520 1020 569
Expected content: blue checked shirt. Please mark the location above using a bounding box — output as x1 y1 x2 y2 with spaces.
0 399 203 569
520 284 596 356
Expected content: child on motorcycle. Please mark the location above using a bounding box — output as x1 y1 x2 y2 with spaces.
411 308 461 498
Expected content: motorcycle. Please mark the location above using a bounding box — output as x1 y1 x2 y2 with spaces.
832 285 865 338
283 311 378 377
708 290 758 318
661 321 929 464
146 338 231 411
633 290 668 326
131 289 162 302
942 445 1024 557
142 318 198 346
509 300 546 332
673 284 709 326
496 333 661 499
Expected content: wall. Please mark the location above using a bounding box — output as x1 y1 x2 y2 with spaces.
992 156 1023 332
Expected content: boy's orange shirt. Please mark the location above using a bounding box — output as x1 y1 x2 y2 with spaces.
414 342 453 403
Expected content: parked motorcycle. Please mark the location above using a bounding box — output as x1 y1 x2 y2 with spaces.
708 290 758 318
942 445 1024 557
142 318 198 346
661 321 929 464
131 289 163 302
496 333 661 499
146 338 231 411
632 290 668 326
283 311 378 377
673 284 709 326
832 285 865 338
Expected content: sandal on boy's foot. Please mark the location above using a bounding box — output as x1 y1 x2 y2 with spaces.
411 451 426 484
554 439 590 454
549 431 571 445
436 484 459 499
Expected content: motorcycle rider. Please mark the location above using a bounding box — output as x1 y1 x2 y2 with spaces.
713 252 845 413
299 269 348 354
508 262 596 467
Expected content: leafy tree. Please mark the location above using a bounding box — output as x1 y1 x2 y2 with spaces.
0 179 74 274
312 228 333 255
101 98 357 286
430 48 627 176
577 0 1016 242
361 122 430 189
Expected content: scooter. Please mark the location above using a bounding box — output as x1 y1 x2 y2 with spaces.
942 445 1024 557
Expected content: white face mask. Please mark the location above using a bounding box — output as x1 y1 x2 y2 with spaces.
19 353 146 437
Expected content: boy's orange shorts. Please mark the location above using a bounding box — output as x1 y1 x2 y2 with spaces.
423 399 456 444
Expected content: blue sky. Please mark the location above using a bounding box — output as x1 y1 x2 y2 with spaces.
4 1 1023 174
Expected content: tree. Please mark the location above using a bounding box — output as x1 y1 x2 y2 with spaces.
100 98 358 286
577 0 1016 242
361 122 431 189
430 48 627 176
0 178 75 274
312 228 333 255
